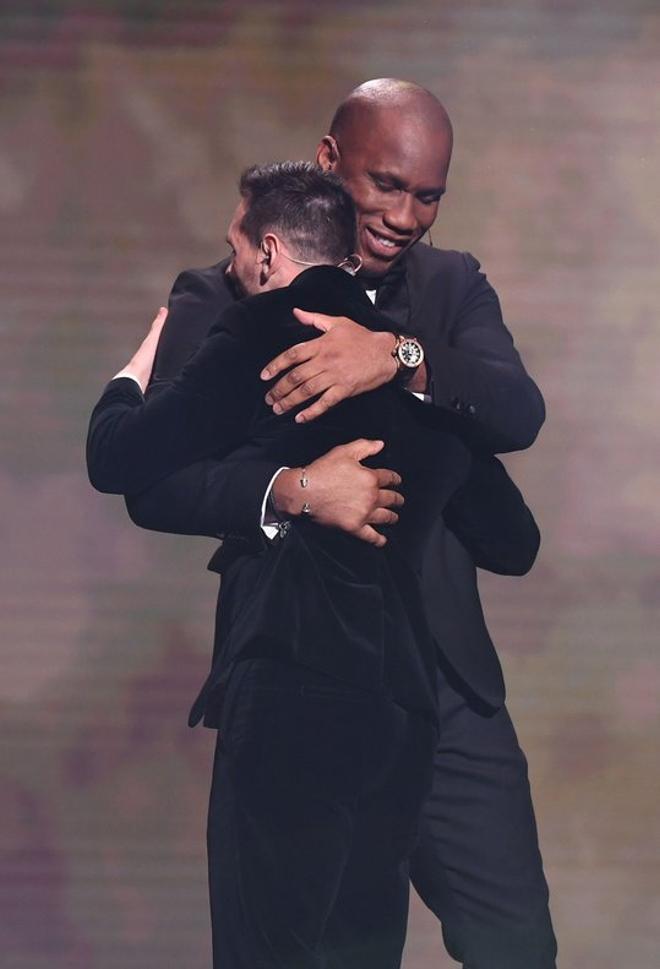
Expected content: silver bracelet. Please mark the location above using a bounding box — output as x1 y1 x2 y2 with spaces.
300 468 311 515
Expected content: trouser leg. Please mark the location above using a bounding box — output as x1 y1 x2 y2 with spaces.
409 674 557 969
207 659 363 968
323 698 437 969
207 659 433 969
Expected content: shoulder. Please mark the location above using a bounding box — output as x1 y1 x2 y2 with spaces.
206 289 291 349
406 243 483 281
170 258 234 306
240 286 294 318
404 245 496 322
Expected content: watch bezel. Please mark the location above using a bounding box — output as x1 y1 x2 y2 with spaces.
395 336 424 369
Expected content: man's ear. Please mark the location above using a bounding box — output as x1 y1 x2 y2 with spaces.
259 233 279 281
316 135 340 172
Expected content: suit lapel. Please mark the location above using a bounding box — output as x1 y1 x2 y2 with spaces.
373 259 411 331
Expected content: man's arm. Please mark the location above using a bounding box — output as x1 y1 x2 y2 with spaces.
121 265 287 539
442 453 540 576
121 265 404 545
87 305 259 495
420 253 545 453
90 291 402 545
125 449 283 540
257 252 545 454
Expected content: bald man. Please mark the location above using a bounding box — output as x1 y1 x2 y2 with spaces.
127 81 557 969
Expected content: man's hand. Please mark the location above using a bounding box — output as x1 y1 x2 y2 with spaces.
115 306 168 392
261 309 398 423
271 439 403 548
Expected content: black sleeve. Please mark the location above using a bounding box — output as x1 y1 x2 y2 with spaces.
122 266 282 539
86 304 259 496
424 253 545 454
124 446 283 540
443 453 540 576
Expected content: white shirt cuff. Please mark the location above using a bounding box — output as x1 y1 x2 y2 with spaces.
260 466 290 539
112 370 144 391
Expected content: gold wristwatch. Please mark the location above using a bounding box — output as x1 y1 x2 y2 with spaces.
391 334 424 374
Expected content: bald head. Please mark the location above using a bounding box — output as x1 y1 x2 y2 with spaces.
330 78 453 153
317 78 453 277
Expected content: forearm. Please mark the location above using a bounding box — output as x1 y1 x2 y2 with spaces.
87 381 208 495
125 450 283 540
86 371 246 496
88 301 261 496
418 250 545 453
425 343 545 453
443 454 540 575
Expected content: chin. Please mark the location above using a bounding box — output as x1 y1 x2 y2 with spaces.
361 252 404 279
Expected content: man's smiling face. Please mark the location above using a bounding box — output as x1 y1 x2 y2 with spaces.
322 110 452 279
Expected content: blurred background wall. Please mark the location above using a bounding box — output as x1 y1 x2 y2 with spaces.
1 2 659 966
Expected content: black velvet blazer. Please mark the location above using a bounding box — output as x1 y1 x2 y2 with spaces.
88 266 515 722
90 251 544 713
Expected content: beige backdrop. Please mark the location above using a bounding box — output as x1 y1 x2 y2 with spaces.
1 2 659 967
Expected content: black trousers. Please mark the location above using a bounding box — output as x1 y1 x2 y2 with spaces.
408 666 558 968
206 657 437 969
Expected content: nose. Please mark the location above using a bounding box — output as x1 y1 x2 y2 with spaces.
382 193 417 236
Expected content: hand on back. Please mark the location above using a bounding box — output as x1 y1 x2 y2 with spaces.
272 439 403 548
116 307 168 392
261 310 398 423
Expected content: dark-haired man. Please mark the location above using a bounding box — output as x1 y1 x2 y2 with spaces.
121 80 556 969
88 161 540 969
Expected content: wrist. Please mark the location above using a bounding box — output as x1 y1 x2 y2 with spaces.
374 330 399 382
403 359 429 393
271 467 304 518
113 367 147 392
390 334 427 392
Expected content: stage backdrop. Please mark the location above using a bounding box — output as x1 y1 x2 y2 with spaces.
1 2 659 967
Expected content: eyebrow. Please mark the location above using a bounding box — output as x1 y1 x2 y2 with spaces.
370 170 446 197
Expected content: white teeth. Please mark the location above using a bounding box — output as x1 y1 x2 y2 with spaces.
370 229 396 248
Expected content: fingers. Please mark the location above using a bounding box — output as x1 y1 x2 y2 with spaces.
261 341 314 381
294 386 347 423
368 507 400 526
271 375 329 415
151 306 168 331
378 488 404 509
122 306 169 392
266 365 328 407
354 524 387 547
372 467 402 489
341 438 385 461
292 308 342 333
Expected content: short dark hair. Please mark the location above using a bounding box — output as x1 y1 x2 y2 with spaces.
238 161 357 265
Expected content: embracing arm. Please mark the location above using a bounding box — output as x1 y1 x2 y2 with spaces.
125 446 283 539
116 265 284 538
121 269 402 544
86 304 258 496
443 452 540 576
421 253 545 453
259 252 544 455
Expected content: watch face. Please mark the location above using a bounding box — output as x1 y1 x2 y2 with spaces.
398 339 424 368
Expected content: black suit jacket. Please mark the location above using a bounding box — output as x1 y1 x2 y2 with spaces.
119 246 544 709
88 267 489 723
